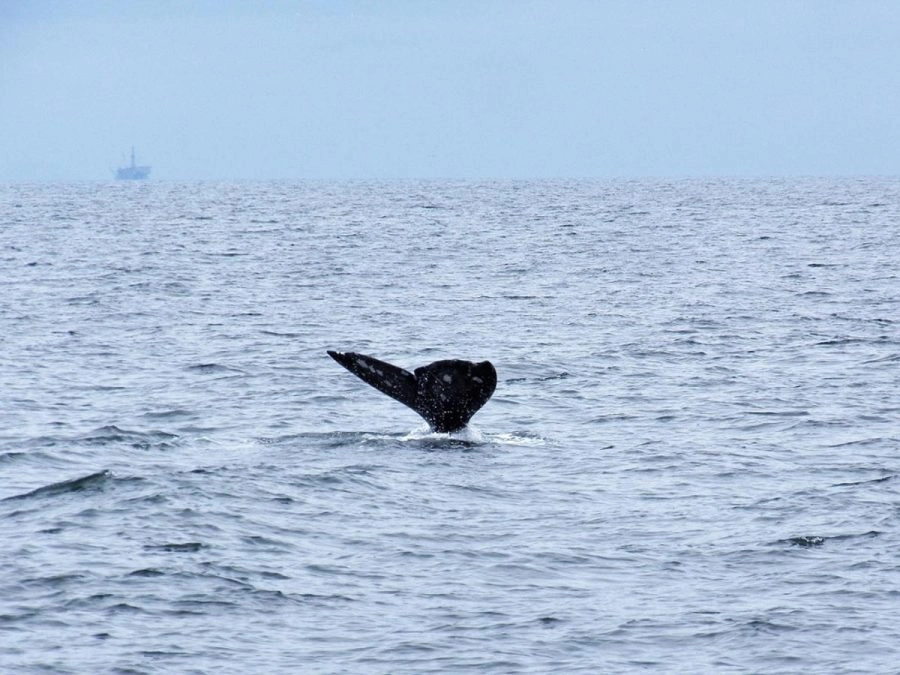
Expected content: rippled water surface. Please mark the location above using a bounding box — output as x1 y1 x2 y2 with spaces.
2 179 900 673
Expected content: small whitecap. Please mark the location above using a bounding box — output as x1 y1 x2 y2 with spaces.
489 432 547 446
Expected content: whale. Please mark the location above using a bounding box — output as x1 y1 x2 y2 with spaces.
327 350 496 432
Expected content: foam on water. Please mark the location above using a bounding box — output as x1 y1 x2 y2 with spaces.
400 423 485 444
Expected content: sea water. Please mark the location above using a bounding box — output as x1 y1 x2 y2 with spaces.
1 178 899 673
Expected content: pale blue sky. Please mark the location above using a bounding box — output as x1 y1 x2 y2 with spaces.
2 0 899 180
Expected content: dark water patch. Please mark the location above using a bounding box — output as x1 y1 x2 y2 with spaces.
777 531 881 548
743 618 799 634
261 571 291 581
38 526 64 534
591 413 637 424
260 329 305 338
128 568 165 577
746 410 809 417
186 363 246 375
21 572 87 588
66 294 100 305
141 409 194 420
863 353 900 364
815 337 870 346
62 593 121 612
3 470 111 501
783 535 826 548
827 436 897 448
177 425 221 434
209 251 248 257
122 490 168 506
831 474 894 487
196 562 293 586
167 599 240 614
241 534 294 550
145 542 206 553
77 425 178 450
832 530 881 542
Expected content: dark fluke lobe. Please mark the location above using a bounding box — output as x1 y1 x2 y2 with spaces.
327 350 496 432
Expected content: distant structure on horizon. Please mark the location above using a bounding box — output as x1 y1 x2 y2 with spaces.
115 147 151 180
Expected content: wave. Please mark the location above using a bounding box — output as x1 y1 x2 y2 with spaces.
185 363 246 375
3 470 113 501
77 425 179 450
775 531 881 548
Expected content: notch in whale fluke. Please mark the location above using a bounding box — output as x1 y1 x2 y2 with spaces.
327 350 496 433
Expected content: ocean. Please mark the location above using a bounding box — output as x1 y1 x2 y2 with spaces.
1 178 899 673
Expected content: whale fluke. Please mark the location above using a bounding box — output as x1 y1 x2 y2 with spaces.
327 350 496 432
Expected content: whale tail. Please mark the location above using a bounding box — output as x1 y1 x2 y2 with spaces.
327 351 496 432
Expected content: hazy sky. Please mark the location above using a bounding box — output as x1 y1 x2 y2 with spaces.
2 0 899 180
